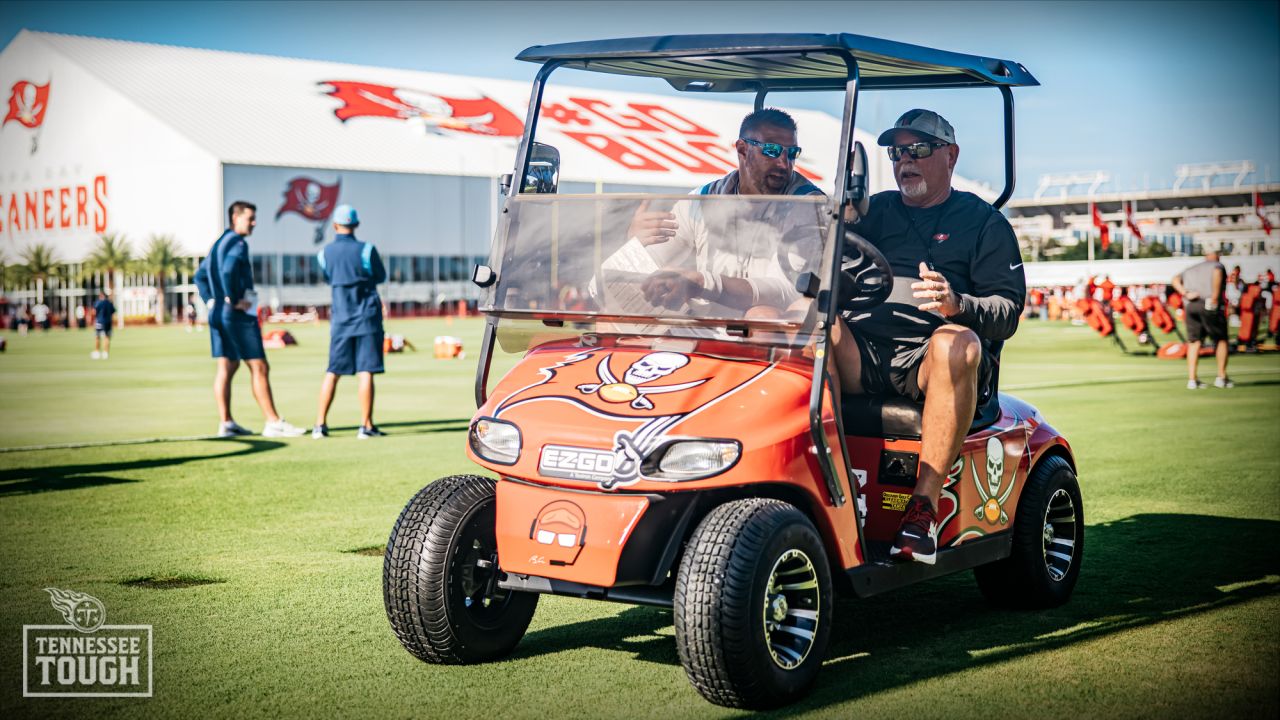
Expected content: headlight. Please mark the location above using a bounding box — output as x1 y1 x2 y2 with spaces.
645 440 741 481
469 418 521 465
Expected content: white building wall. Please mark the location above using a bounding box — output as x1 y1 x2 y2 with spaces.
0 32 221 262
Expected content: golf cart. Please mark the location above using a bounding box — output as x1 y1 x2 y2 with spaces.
384 33 1081 709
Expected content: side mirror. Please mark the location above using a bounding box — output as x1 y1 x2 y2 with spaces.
472 264 497 288
522 142 560 194
845 141 869 221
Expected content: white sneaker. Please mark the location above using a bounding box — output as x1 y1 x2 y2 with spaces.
262 419 306 438
101 352 108 359
218 420 254 438
1214 376 1234 389
1187 379 1205 390
90 351 101 360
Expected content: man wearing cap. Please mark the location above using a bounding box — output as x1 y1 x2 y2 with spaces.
195 201 307 438
312 204 388 439
1171 250 1231 389
831 109 1026 565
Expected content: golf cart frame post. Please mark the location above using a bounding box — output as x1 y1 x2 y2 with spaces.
473 33 1037 558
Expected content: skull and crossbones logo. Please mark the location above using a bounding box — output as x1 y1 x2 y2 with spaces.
972 436 1016 525
576 352 706 411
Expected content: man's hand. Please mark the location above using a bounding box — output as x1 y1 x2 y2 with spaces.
627 199 678 247
913 262 961 316
234 299 252 311
641 270 702 309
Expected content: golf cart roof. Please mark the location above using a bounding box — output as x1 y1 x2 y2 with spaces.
517 33 1038 92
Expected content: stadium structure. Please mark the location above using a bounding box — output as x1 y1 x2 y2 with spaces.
1009 166 1278 286
0 30 1274 320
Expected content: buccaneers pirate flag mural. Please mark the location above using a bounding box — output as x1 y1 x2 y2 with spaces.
277 177 341 244
3 80 50 154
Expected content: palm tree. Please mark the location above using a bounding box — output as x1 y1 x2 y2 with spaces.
136 234 189 324
13 243 61 304
81 233 133 295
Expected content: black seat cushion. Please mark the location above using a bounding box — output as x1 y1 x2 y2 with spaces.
841 392 1001 440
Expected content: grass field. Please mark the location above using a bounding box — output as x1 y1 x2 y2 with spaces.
1 318 1278 718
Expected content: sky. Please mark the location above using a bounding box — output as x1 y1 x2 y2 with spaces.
1 0 1277 197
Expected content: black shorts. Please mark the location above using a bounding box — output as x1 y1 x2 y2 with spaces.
851 325 995 403
1185 300 1228 343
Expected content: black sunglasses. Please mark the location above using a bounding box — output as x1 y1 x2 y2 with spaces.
887 141 949 162
741 137 802 160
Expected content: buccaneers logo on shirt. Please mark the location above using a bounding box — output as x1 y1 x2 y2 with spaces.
321 80 523 137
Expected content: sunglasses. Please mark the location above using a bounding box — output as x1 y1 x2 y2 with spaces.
741 137 802 160
887 141 950 162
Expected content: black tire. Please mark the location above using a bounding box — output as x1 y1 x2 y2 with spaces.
974 455 1084 608
383 474 538 664
674 499 833 709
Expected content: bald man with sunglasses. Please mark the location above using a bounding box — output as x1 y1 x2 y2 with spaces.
629 108 823 311
831 109 1026 565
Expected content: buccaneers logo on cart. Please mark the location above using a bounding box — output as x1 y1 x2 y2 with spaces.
972 436 1016 524
576 352 708 410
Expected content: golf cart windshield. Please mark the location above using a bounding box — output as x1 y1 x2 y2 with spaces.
484 193 833 341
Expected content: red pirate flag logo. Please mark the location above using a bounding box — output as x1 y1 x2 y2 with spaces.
4 80 49 129
276 177 341 222
321 80 523 137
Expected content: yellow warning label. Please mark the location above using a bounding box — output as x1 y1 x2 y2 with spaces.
882 491 912 512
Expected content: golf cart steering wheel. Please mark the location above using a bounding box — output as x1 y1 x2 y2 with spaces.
839 230 893 311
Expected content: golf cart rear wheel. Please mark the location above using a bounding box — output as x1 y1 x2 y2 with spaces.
674 499 832 709
383 474 538 664
974 455 1083 608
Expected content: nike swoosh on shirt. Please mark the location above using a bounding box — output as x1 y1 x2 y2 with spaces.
1009 262 1024 270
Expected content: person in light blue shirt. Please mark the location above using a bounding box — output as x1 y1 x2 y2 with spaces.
195 201 306 438
312 204 388 439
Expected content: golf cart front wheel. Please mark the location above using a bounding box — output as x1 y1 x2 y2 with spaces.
674 499 832 709
383 474 538 664
974 455 1083 608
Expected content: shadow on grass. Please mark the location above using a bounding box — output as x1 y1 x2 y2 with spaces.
326 418 470 436
0 437 286 497
511 514 1278 712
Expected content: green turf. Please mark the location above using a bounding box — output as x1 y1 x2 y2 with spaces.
1 319 1277 718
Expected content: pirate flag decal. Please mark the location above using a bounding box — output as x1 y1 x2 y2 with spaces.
276 177 341 244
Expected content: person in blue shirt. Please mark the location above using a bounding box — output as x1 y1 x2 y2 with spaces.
311 204 388 439
195 201 305 438
90 291 115 359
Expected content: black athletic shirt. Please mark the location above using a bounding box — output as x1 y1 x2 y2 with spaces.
845 190 1026 344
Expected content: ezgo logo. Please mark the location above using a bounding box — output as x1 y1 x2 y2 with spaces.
23 588 153 697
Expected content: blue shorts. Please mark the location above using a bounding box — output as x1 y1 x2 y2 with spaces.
209 310 266 361
94 324 112 338
328 332 384 375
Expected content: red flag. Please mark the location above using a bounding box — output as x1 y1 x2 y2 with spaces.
3 80 50 128
276 177 341 221
1256 191 1273 236
1091 201 1110 251
321 81 522 137
1125 201 1144 242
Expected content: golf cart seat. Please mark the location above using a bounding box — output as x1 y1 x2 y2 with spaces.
840 341 1004 440
840 393 1000 440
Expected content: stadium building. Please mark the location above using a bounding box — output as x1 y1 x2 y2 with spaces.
1 30 1000 322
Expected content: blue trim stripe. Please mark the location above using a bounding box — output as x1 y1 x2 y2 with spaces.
360 242 374 275
316 249 327 272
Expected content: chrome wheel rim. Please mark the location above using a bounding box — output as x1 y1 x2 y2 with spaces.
763 548 820 670
1042 488 1078 582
